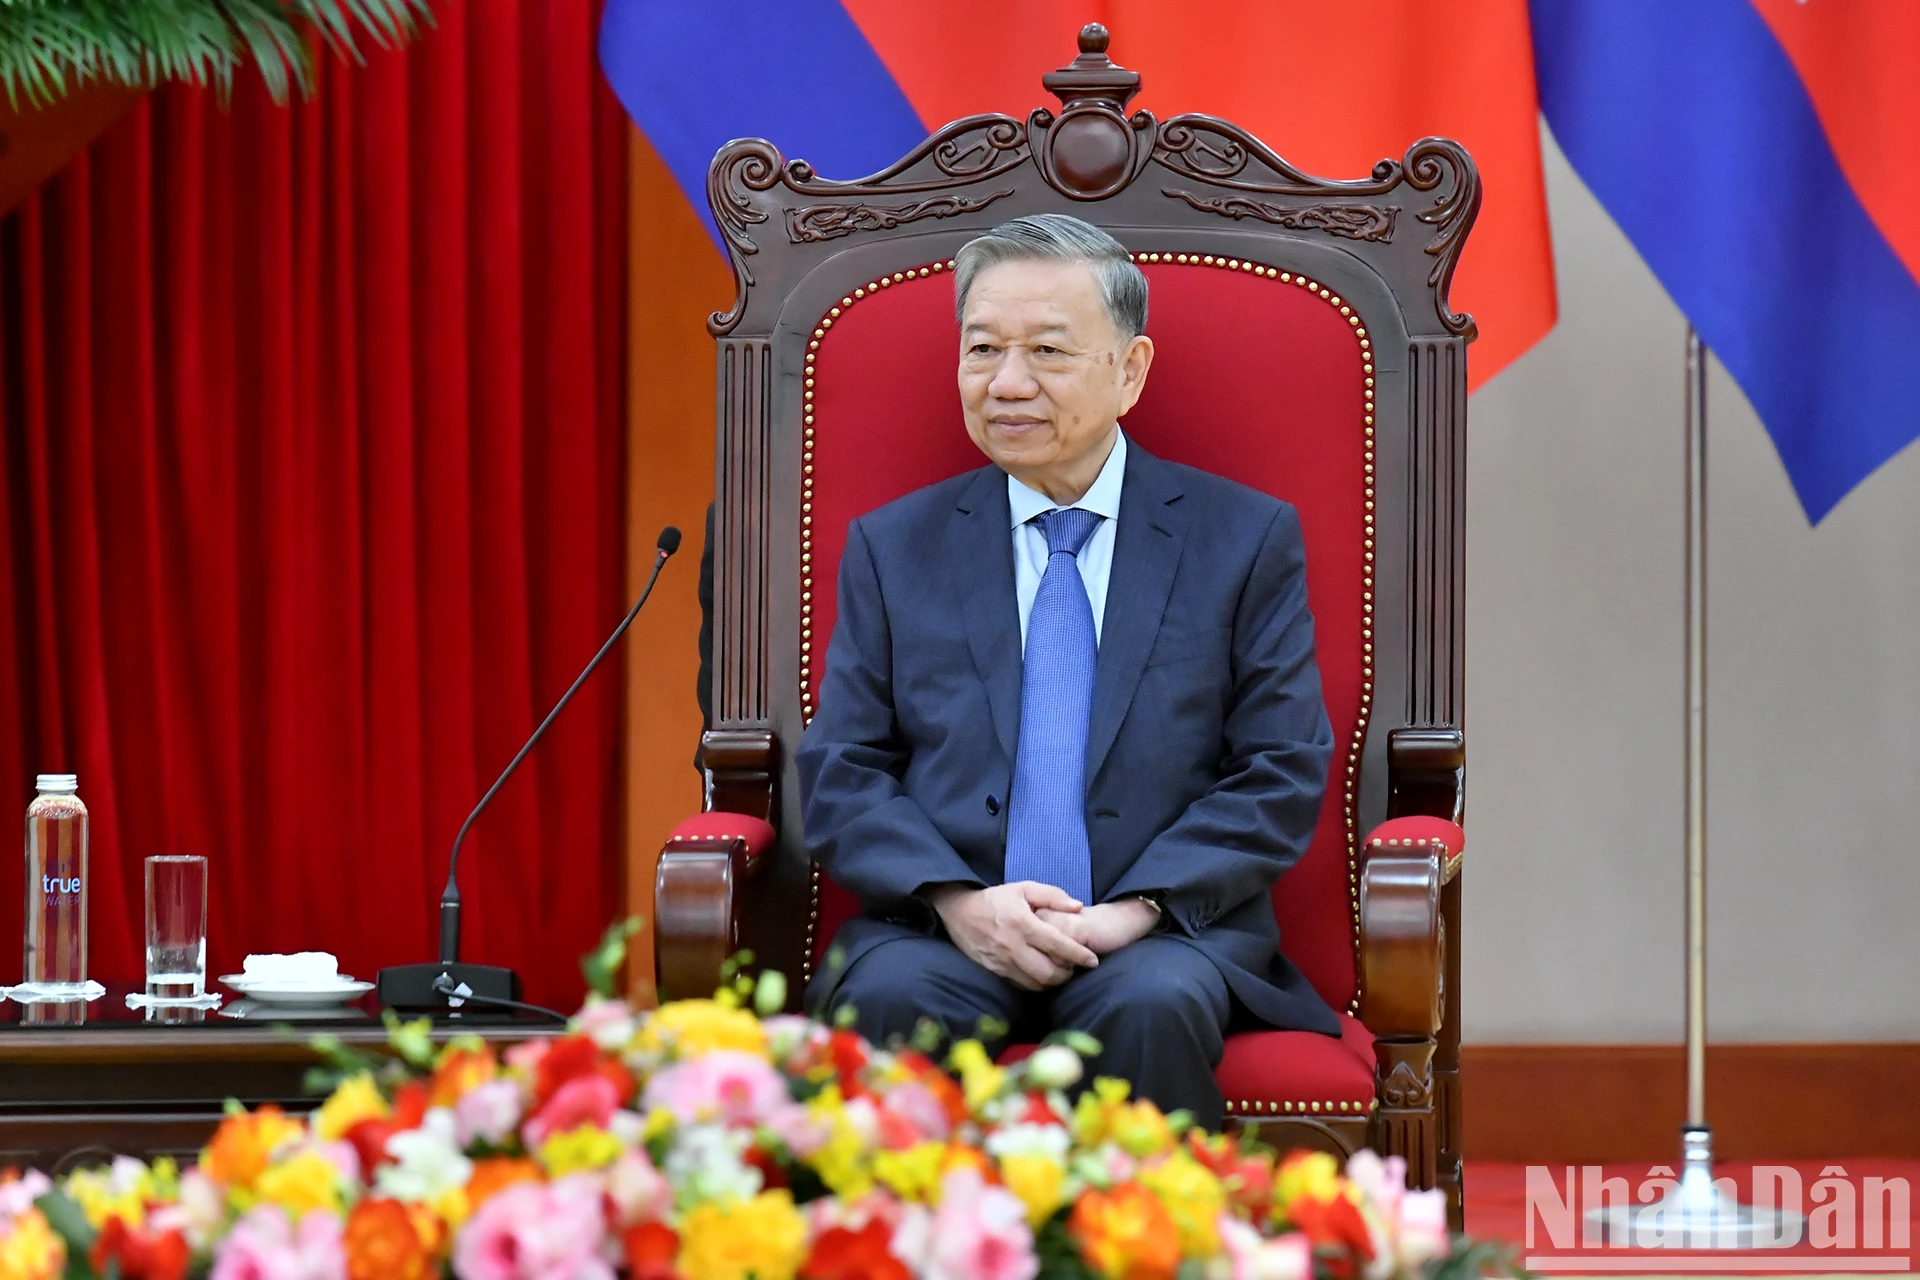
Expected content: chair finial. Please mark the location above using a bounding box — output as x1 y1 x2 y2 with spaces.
1043 21 1141 111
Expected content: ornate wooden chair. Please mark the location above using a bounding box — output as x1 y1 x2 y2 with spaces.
653 25 1473 1224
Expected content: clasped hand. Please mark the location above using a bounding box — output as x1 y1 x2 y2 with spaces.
929 882 1160 991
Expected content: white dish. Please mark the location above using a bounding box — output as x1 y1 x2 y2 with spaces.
218 975 373 1008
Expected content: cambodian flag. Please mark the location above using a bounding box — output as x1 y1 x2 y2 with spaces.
598 0 1558 389
1532 0 1920 523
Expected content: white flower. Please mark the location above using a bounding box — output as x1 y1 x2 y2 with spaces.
0 1169 50 1222
376 1107 473 1204
572 997 639 1052
1394 1189 1452 1269
985 1122 1071 1164
664 1123 763 1208
1024 1045 1083 1091
605 1150 674 1228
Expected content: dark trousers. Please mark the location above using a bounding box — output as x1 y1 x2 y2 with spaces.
825 933 1230 1130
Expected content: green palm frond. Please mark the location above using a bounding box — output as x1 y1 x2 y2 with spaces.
0 0 434 109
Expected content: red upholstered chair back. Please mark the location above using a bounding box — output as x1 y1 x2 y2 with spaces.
804 263 1368 1010
695 29 1473 1019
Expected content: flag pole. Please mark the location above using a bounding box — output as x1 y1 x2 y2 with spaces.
1586 328 1801 1248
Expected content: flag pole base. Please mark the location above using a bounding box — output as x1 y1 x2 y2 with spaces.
1584 1126 1805 1249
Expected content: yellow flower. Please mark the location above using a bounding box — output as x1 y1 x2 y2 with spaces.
255 1149 345 1219
1108 1101 1176 1160
947 1040 1006 1112
677 1189 809 1280
799 1086 873 1200
873 1142 946 1204
634 999 769 1060
0 1206 65 1280
1273 1150 1341 1217
1001 1153 1070 1227
1140 1153 1226 1257
536 1125 624 1178
1071 1078 1134 1147
314 1073 390 1142
65 1162 153 1231
642 1108 676 1144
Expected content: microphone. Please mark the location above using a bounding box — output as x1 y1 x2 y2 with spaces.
378 527 683 1012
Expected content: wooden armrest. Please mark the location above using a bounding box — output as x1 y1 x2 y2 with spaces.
1356 838 1445 1040
1387 726 1464 823
653 813 774 1001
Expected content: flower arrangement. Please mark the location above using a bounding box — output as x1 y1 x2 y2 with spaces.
0 958 1514 1280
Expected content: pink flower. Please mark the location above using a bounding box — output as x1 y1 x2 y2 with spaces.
457 1078 526 1148
522 1073 620 1149
1393 1189 1451 1269
0 1169 50 1221
503 1039 551 1076
1219 1218 1312 1280
879 1081 951 1144
915 1168 1037 1280
639 1049 789 1128
452 1176 613 1280
766 1102 832 1158
210 1206 346 1280
604 1151 673 1229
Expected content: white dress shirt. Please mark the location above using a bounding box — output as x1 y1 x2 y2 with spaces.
1009 430 1126 649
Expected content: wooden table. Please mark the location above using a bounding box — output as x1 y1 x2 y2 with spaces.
0 985 564 1173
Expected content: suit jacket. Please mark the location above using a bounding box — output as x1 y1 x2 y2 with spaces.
797 442 1341 1035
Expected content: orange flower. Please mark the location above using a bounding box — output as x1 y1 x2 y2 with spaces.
625 1221 682 1280
90 1216 189 1280
200 1106 305 1190
801 1219 911 1280
345 1198 435 1280
1069 1182 1182 1280
430 1045 498 1108
465 1156 543 1208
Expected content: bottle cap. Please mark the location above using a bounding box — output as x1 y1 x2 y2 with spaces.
34 774 78 794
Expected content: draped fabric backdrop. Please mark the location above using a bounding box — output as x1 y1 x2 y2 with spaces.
0 1 629 1008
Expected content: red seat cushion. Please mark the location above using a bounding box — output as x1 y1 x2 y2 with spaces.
1364 816 1464 858
999 1015 1376 1117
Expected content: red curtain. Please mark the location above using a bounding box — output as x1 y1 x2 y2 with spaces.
0 1 628 1008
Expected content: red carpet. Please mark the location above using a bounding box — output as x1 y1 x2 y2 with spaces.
1465 1160 1920 1274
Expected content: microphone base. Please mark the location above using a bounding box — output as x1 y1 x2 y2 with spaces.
376 961 522 1012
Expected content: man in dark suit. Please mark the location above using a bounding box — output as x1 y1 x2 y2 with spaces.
797 214 1337 1127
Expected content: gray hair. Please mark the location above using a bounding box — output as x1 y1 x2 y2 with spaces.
952 213 1149 339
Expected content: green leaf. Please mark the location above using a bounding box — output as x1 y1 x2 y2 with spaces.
581 915 643 999
752 969 788 1017
0 0 434 109
1033 1215 1100 1280
35 1186 97 1260
383 1010 436 1069
1039 1029 1103 1058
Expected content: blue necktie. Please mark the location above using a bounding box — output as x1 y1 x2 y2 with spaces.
1003 506 1103 904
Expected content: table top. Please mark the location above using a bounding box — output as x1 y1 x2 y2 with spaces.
0 982 563 1060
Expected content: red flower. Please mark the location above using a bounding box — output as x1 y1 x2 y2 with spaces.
91 1215 189 1280
802 1220 912 1280
1287 1192 1375 1278
1017 1092 1065 1128
1186 1132 1274 1222
534 1033 635 1108
624 1221 682 1280
828 1031 870 1098
342 1082 429 1173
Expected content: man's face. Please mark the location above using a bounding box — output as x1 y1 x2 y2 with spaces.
958 258 1153 498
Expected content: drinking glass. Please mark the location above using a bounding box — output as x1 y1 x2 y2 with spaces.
145 856 208 999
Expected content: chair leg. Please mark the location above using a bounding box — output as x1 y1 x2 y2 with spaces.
1369 1038 1438 1187
1435 1061 1464 1232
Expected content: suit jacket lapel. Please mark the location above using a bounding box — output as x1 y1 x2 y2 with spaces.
1085 445 1186 783
954 466 1023 764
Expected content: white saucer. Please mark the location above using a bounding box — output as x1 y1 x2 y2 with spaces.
218 975 374 1007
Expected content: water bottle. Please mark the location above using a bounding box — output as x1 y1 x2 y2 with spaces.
24 773 88 994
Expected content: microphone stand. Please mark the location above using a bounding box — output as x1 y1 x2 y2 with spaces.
377 529 682 1012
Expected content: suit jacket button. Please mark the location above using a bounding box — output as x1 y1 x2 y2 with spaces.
985 795 1001 816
